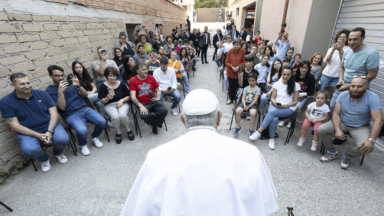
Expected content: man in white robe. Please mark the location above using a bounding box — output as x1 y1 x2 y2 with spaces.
121 89 278 216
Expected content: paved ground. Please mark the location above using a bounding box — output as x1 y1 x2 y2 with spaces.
1 48 384 216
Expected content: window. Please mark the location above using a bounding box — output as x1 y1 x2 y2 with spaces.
236 8 239 16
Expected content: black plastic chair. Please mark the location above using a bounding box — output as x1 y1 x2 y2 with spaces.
0 201 12 212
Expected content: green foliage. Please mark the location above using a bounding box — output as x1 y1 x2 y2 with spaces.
0 157 30 185
194 0 226 9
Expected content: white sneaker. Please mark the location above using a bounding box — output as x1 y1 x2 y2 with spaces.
311 141 318 151
80 145 91 156
297 137 305 147
269 139 275 150
92 137 103 148
287 121 292 128
278 121 285 127
55 153 68 164
172 108 178 116
41 159 51 172
249 130 261 141
107 121 114 128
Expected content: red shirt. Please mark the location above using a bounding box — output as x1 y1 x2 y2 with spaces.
225 48 246 79
254 36 262 46
129 75 159 104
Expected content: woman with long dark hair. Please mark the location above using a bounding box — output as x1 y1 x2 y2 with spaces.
260 59 283 112
265 45 277 71
249 66 300 150
122 55 137 85
113 48 124 81
69 61 112 127
164 35 175 57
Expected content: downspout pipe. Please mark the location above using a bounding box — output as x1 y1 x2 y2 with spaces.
281 0 289 31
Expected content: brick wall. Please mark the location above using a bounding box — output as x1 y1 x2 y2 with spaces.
0 0 186 171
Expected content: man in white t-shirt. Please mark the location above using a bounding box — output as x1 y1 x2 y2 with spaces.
222 25 228 37
214 42 224 68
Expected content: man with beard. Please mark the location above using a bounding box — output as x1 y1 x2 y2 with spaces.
157 45 167 59
199 26 211 64
318 76 383 170
133 45 150 64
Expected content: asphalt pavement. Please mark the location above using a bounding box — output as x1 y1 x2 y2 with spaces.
1 48 384 216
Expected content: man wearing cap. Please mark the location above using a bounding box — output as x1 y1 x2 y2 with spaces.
120 89 278 216
133 45 150 64
114 32 135 56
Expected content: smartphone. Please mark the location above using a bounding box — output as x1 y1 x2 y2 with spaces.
138 25 143 29
335 84 342 89
108 87 115 95
101 49 106 56
62 80 73 86
167 87 172 90
338 39 342 45
148 91 154 99
276 102 282 106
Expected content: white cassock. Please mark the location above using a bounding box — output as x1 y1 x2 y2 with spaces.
121 127 278 216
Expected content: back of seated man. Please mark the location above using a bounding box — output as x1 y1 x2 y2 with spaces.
153 57 181 116
130 62 168 135
318 76 383 170
92 46 119 89
45 65 106 156
0 73 69 172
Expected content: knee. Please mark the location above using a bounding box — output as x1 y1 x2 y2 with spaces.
54 133 70 146
317 124 326 135
98 117 106 126
76 126 89 138
21 144 41 158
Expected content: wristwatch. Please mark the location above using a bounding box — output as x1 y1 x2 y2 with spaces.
368 138 376 144
47 130 54 134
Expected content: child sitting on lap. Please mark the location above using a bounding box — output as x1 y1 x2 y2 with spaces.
297 90 330 151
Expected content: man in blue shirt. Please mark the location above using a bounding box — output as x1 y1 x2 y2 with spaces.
133 45 150 64
0 73 69 172
273 31 291 61
330 27 381 117
318 76 383 170
45 65 106 156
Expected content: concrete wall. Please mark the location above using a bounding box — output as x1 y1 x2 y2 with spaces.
0 0 186 171
197 8 223 22
227 0 257 29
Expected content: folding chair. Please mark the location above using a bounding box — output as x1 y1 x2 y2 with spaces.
283 104 301 145
83 97 110 142
131 103 168 138
0 201 12 212
323 85 336 102
163 94 181 113
229 97 261 131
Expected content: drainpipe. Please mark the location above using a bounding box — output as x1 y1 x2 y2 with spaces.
281 0 289 31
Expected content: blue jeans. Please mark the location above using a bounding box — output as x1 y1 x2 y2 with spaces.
88 93 105 116
17 122 69 162
260 94 271 112
261 104 294 138
181 71 190 91
291 98 307 123
193 58 196 68
320 74 339 90
215 57 222 67
64 107 106 146
161 89 182 109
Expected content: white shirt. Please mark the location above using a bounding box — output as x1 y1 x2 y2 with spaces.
272 80 300 111
223 42 233 53
120 128 278 216
222 29 228 36
307 102 330 120
254 63 270 83
217 48 224 56
267 72 281 84
322 46 350 78
153 67 177 91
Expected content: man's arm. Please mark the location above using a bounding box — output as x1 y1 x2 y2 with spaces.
130 91 142 108
95 60 106 76
367 67 379 82
369 109 383 140
57 91 66 111
332 102 346 140
47 106 59 132
78 86 88 97
5 117 42 139
132 26 138 42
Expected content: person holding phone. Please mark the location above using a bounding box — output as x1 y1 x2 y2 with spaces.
92 46 120 90
46 65 106 155
130 62 168 135
99 67 134 144
249 66 300 150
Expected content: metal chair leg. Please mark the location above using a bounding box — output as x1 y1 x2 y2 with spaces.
68 140 77 156
360 155 365 165
31 159 37 172
164 120 168 131
229 111 235 131
0 201 13 212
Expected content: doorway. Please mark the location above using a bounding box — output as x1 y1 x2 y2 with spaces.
126 24 140 44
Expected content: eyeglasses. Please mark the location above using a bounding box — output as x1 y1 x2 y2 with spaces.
353 75 367 79
53 74 66 78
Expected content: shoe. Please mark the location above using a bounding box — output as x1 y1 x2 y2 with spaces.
205 61 209 64
172 108 178 115
115 134 122 144
107 121 114 128
340 153 350 170
278 121 285 127
202 62 204 64
185 90 190 93
246 116 251 121
127 130 135 141
311 141 318 151
287 121 292 128
234 127 241 137
249 130 261 141
55 153 68 164
80 145 91 156
41 159 51 172
92 137 103 148
269 139 275 150
249 130 254 136
151 125 158 135
333 138 347 145
226 100 233 105
320 151 338 163
297 137 305 147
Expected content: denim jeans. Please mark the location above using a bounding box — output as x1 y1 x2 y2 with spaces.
88 93 105 116
64 107 106 146
181 71 190 91
260 94 271 112
193 58 196 68
320 74 339 90
161 89 181 109
215 57 222 67
17 122 69 162
290 98 307 123
261 104 294 138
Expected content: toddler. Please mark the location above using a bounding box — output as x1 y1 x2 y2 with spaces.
292 53 301 74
